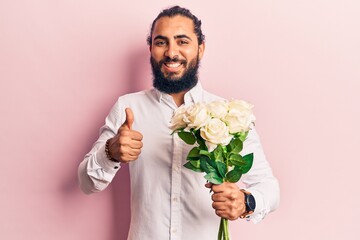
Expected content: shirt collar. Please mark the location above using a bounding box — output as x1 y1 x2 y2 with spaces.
154 82 203 106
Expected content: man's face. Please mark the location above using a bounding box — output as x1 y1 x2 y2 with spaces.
150 15 205 93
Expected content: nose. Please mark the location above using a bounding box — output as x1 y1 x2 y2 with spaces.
164 41 179 59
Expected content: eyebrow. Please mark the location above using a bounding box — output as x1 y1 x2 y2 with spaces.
174 35 192 41
153 34 193 41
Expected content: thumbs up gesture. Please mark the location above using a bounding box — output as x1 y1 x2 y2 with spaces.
107 108 143 163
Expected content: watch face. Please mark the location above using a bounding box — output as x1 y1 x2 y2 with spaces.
246 194 256 211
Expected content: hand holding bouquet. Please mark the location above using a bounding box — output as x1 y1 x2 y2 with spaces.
170 99 256 240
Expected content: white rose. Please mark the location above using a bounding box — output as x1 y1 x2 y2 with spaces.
206 100 229 119
169 105 187 131
183 103 210 130
228 99 254 113
225 100 255 134
200 118 232 152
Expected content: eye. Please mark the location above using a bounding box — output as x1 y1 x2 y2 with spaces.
155 41 166 46
179 40 189 45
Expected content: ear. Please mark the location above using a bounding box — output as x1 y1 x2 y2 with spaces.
149 45 152 52
198 42 205 60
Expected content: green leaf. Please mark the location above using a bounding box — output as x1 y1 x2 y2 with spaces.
216 161 227 178
199 150 211 157
200 155 212 173
213 145 224 162
171 127 184 135
200 155 220 174
226 143 232 153
190 160 201 168
204 172 224 184
187 156 199 161
225 169 242 183
187 147 200 160
205 156 217 170
239 131 249 142
230 138 243 153
178 131 196 145
229 153 246 166
194 130 207 149
241 153 254 174
184 161 203 172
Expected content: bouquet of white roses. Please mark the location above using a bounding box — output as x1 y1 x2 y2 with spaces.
170 99 256 240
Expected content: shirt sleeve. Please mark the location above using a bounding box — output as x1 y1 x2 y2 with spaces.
240 126 280 223
78 100 124 194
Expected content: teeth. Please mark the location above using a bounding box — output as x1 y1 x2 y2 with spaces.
165 62 181 68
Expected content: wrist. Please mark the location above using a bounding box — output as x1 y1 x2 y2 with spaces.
105 138 120 163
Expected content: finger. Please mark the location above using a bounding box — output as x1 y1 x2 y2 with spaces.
124 108 134 129
128 148 141 156
215 210 223 217
215 209 229 218
215 210 238 220
120 153 138 162
212 202 227 210
211 184 225 193
211 193 227 202
130 131 143 141
220 212 238 221
127 154 139 160
130 140 143 149
212 182 237 193
120 143 140 152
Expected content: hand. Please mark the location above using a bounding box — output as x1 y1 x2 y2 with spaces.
205 182 246 220
108 108 143 163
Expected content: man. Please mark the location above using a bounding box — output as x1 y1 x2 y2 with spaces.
78 6 280 240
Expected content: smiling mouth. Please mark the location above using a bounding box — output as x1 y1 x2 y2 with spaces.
163 61 184 73
164 62 181 68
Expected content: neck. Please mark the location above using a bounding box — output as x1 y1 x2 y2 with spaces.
170 91 187 107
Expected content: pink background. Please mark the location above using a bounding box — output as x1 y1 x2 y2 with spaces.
1 0 359 239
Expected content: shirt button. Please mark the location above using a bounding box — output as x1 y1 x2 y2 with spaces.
174 166 180 172
172 228 177 233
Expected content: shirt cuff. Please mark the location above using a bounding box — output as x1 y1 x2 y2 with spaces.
95 144 121 176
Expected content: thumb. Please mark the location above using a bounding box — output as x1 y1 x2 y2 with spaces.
123 108 134 129
205 182 214 193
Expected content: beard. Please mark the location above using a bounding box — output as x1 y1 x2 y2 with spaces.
151 55 200 94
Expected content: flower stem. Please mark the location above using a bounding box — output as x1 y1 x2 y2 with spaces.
224 218 230 240
218 218 223 240
217 218 230 240
223 218 226 239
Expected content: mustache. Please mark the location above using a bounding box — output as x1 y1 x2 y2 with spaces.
160 56 187 65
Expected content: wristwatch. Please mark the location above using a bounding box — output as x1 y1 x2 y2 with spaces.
240 189 256 219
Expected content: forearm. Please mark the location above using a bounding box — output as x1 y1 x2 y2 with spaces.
78 99 125 194
245 176 280 223
78 143 121 194
240 127 280 223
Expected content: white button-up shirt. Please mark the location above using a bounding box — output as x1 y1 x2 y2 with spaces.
78 83 280 240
